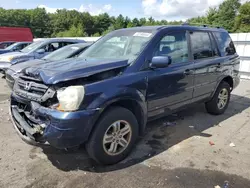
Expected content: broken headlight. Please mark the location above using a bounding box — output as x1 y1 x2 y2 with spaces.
57 86 85 112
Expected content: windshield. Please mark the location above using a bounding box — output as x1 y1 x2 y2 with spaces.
43 45 81 61
21 41 43 53
79 29 155 63
5 43 18 50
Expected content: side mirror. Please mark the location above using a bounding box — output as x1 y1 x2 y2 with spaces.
150 56 172 69
36 49 45 54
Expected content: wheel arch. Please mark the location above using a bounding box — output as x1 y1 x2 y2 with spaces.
91 97 147 138
221 76 234 91
213 76 234 97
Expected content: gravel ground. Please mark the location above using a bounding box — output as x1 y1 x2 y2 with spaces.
1 74 250 188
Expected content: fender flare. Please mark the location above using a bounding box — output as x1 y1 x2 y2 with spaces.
88 88 148 136
211 75 233 98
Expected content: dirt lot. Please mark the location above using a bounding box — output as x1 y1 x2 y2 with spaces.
1 75 250 188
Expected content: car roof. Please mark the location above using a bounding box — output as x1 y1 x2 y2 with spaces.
39 38 86 43
66 42 92 48
14 42 32 45
117 25 227 33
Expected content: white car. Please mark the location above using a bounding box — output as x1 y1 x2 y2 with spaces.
0 38 85 73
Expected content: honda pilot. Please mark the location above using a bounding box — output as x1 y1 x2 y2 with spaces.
10 25 240 165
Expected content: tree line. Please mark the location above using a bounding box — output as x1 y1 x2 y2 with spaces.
0 0 249 38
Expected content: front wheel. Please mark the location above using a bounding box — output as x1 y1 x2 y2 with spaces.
205 81 231 115
86 107 139 165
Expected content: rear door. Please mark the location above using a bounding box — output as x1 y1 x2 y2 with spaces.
190 31 222 101
213 31 239 84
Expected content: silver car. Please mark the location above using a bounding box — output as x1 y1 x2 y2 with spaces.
5 43 91 89
0 38 85 73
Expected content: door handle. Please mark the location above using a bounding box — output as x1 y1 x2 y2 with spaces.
184 69 194 75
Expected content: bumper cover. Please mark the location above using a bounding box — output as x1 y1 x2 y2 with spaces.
233 76 240 90
5 69 17 89
10 94 100 149
0 61 11 72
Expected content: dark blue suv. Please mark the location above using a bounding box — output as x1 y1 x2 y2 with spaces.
10 25 240 165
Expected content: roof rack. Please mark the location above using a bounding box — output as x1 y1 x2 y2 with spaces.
181 22 222 29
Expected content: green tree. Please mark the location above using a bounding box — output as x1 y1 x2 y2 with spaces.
124 16 131 28
139 18 147 26
159 20 168 25
1 0 250 38
145 17 155 25
114 14 125 29
56 24 87 37
206 7 219 25
188 16 208 25
92 32 101 37
93 13 112 35
132 18 140 27
127 22 134 28
103 25 115 35
234 2 250 32
217 0 241 32
28 8 52 37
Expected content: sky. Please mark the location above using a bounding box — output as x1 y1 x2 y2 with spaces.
0 0 239 21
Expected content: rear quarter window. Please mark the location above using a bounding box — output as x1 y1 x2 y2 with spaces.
214 32 236 56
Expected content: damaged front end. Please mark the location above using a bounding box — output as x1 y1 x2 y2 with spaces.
10 74 99 149
10 75 57 145
10 60 126 149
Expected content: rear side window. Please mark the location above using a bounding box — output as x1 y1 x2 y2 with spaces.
214 32 236 56
190 32 213 60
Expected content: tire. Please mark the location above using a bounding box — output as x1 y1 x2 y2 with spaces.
205 81 231 115
86 106 139 165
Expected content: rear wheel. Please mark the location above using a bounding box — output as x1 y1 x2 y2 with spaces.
205 81 231 115
86 107 139 165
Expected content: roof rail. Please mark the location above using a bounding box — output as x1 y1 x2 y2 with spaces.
182 22 222 29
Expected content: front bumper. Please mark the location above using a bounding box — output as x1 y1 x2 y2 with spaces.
10 94 100 149
0 61 11 72
5 69 18 89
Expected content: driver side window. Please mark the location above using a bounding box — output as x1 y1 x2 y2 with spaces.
153 31 188 64
39 43 59 52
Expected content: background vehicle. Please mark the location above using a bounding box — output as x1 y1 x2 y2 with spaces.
5 43 91 89
0 38 85 73
0 42 32 55
0 41 15 49
10 25 240 165
0 27 33 43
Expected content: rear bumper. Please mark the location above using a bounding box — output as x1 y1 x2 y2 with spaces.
233 76 240 90
10 94 100 149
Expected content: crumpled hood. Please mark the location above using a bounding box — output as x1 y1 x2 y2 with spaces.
25 58 129 84
9 59 46 73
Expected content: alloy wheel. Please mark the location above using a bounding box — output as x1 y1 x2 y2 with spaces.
103 120 132 156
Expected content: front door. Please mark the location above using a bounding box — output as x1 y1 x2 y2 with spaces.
147 30 195 118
